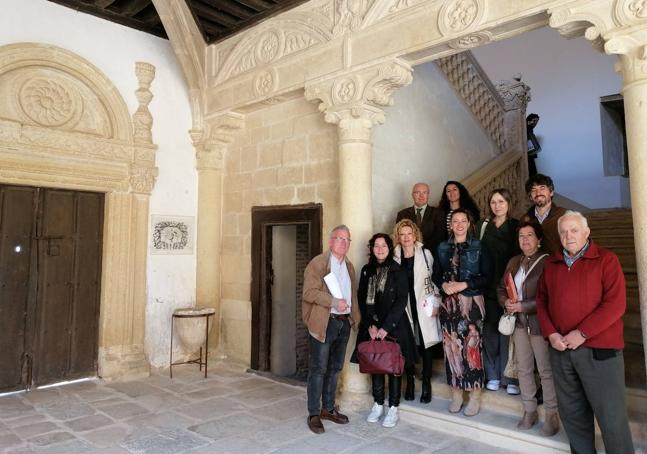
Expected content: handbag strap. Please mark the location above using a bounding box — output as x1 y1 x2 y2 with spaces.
525 253 549 276
421 247 430 271
479 219 489 240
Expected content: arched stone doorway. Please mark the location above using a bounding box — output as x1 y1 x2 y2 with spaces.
0 43 157 382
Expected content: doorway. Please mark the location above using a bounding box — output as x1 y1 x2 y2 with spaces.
250 204 322 381
0 185 104 392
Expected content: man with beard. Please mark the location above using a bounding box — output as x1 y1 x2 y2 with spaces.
521 174 566 254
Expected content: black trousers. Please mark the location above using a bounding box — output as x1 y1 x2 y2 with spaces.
372 373 402 407
549 347 634 454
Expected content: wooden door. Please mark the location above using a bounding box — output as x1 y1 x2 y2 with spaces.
0 185 103 392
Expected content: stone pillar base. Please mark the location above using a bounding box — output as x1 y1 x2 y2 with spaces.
337 389 374 413
99 345 150 381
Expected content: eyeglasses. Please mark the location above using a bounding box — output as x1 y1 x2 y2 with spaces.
331 236 352 243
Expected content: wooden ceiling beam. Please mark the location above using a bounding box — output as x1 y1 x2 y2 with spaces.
95 0 117 8
190 2 238 27
121 0 152 17
194 0 254 20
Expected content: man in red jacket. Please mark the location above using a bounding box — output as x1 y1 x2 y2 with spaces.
536 210 634 454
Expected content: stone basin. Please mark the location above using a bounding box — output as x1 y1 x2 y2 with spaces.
173 307 216 353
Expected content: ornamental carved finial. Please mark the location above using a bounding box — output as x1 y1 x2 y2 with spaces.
133 62 156 144
496 74 531 112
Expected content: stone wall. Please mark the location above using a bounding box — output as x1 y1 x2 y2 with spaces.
220 96 338 364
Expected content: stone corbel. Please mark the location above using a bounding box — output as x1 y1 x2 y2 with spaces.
304 58 413 131
194 112 245 171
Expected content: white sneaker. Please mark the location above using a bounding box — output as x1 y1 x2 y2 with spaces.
382 406 399 428
506 384 521 395
486 380 500 391
366 403 383 423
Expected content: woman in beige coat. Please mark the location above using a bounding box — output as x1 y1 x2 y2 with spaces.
497 221 559 437
393 219 442 403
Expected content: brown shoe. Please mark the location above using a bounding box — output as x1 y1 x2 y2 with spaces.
307 415 325 434
517 411 538 430
541 412 560 437
320 407 349 424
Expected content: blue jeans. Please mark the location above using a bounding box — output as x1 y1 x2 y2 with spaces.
306 317 351 416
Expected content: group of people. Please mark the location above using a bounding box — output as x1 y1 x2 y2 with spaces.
302 174 634 454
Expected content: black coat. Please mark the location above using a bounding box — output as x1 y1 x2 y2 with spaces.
351 260 417 366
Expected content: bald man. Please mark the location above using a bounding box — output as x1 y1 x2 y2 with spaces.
396 183 443 256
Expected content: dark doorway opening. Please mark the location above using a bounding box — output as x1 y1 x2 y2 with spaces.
250 204 322 381
0 185 104 392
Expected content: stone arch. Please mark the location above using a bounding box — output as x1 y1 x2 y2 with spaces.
0 42 156 381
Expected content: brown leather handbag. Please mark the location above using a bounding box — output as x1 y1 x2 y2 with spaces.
357 337 405 376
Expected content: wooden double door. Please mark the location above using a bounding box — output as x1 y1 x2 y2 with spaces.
0 185 104 392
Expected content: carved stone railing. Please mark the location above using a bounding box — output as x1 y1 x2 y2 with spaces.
463 151 527 219
436 51 506 152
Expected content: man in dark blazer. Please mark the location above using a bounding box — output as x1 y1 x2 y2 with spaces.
395 183 443 256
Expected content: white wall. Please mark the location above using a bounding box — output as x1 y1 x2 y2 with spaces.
0 0 197 368
472 27 625 209
373 62 499 235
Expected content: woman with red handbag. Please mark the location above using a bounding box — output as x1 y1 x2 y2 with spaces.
351 233 416 428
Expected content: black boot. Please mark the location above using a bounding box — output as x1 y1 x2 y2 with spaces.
420 378 432 403
404 373 415 401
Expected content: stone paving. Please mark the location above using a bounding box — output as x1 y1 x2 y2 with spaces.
0 363 517 453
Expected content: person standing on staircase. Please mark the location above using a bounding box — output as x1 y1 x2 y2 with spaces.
396 182 444 257
521 174 566 254
536 211 634 454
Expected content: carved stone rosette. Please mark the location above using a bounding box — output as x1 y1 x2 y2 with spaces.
133 62 156 145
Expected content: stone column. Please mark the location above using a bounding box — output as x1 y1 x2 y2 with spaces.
496 74 532 212
193 113 244 355
606 30 647 382
306 59 413 409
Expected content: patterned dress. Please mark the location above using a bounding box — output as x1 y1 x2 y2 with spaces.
439 246 485 390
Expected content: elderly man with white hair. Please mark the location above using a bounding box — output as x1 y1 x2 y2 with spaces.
536 210 634 454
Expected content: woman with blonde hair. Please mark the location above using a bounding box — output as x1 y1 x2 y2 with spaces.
392 219 442 403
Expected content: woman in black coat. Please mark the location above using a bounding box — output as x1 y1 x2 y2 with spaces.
352 233 416 428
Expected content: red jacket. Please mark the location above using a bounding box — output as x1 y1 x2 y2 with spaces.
536 240 626 349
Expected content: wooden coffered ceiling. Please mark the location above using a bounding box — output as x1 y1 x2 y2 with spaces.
47 0 309 44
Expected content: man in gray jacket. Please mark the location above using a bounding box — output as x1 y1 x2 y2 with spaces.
303 224 360 434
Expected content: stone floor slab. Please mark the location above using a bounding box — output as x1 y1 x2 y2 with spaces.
107 382 164 399
27 431 75 447
253 397 308 422
175 396 246 420
0 433 23 449
188 413 273 440
80 425 129 448
188 435 272 454
99 402 149 420
64 414 114 432
38 399 95 421
13 421 60 438
36 439 95 454
347 435 427 453
120 429 208 454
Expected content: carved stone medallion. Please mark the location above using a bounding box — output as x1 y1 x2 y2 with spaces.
448 31 492 49
332 77 359 104
253 69 278 97
19 77 81 127
255 30 283 64
615 0 647 25
438 0 485 36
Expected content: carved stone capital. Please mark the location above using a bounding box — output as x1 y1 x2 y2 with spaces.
605 30 647 85
129 164 158 194
207 112 245 144
496 74 532 112
304 59 412 131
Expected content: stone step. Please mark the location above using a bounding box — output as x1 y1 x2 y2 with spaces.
401 376 647 452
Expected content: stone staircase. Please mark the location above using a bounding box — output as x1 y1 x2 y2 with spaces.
586 208 645 389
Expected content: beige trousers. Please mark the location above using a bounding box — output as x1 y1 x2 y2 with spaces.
512 327 558 413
